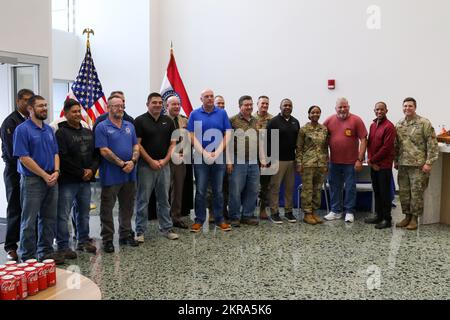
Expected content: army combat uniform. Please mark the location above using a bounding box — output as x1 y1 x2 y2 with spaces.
253 112 273 218
395 115 439 222
296 123 328 223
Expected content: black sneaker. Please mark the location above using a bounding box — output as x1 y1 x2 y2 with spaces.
103 241 115 253
119 236 139 247
364 215 381 224
230 219 241 227
285 212 297 223
39 252 65 265
271 213 283 224
375 220 392 229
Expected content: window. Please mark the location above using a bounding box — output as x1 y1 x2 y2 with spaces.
53 80 73 120
52 0 75 32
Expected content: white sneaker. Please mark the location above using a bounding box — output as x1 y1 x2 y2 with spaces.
135 234 145 243
345 213 354 223
324 211 343 221
163 229 179 240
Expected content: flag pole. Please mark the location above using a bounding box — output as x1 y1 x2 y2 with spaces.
170 41 173 55
82 28 95 128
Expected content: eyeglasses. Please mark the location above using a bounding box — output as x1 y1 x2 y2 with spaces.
109 104 125 109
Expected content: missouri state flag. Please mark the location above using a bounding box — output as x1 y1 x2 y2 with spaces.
160 48 193 116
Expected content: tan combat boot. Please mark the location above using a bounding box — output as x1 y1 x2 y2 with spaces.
303 213 317 225
396 214 411 228
259 207 269 220
312 212 323 224
406 215 418 230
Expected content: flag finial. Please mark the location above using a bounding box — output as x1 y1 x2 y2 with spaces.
83 28 95 48
170 41 173 54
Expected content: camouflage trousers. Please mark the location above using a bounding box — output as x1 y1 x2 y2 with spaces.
398 166 430 217
301 167 326 214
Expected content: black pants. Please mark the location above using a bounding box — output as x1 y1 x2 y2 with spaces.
100 182 136 242
371 168 392 222
3 163 22 252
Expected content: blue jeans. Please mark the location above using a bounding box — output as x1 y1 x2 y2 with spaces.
228 164 260 220
328 163 356 214
56 182 91 250
135 162 172 234
19 175 58 260
193 163 226 224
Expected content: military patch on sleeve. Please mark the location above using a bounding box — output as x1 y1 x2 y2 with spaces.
7 128 11 135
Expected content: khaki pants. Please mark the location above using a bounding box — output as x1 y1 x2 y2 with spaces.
269 161 295 214
398 166 430 217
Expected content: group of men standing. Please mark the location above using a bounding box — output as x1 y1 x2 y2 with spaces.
0 87 439 262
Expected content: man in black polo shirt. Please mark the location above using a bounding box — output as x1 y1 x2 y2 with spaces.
1 88 34 261
134 92 178 242
267 98 300 223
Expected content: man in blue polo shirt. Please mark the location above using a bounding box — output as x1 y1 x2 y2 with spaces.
13 95 63 264
187 89 232 233
95 95 140 253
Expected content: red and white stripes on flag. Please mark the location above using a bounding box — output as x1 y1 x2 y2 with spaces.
60 46 106 126
160 49 193 117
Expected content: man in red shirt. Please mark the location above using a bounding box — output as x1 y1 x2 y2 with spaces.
365 102 396 229
323 98 367 223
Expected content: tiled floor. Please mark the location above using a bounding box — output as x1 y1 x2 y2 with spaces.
1 198 449 300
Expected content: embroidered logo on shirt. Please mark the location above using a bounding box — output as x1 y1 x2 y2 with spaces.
125 127 131 134
345 128 352 137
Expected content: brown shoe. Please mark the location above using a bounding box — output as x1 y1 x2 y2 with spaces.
303 213 317 225
259 207 269 220
190 223 203 233
396 214 412 228
6 249 18 261
216 222 231 231
241 217 259 226
312 212 323 224
406 215 418 230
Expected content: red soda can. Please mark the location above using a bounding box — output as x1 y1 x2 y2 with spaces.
0 272 6 300
16 263 29 270
43 259 56 287
33 263 47 291
0 265 6 272
24 267 39 296
5 261 17 267
5 266 18 274
12 271 27 300
25 259 37 265
1 275 17 300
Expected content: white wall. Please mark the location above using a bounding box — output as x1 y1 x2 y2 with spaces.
152 0 450 129
74 0 150 118
0 0 52 219
52 30 84 81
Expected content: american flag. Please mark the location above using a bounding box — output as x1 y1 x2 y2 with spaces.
61 46 106 125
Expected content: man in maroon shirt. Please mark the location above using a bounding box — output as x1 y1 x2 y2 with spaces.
365 102 396 229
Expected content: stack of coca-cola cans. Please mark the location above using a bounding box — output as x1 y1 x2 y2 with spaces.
0 259 57 300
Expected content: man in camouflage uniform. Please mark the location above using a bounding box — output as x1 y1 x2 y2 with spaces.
253 96 273 219
395 97 439 230
227 95 260 226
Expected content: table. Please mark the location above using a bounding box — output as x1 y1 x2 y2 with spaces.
26 268 101 300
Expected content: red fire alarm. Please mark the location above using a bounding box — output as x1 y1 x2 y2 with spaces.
328 79 335 90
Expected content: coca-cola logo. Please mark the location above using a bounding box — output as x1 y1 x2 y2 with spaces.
27 272 38 282
1 280 16 292
46 265 56 273
37 269 46 277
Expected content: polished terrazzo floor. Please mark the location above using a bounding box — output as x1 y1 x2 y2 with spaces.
1 196 449 300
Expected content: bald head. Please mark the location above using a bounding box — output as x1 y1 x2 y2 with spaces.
200 89 215 110
166 95 181 118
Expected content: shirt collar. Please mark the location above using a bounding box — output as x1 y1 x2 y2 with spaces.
200 106 218 114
